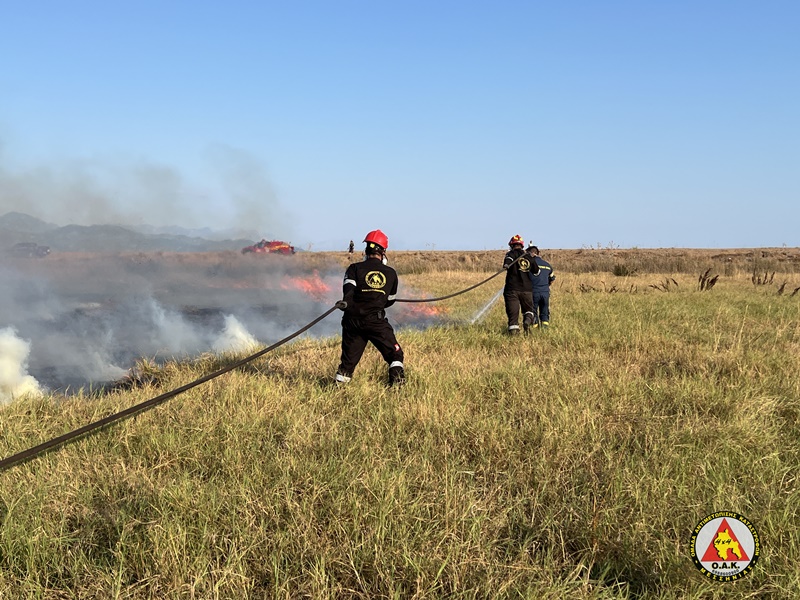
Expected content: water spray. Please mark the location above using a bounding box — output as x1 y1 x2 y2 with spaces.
470 288 503 324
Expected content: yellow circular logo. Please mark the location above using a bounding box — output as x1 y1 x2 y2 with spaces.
366 271 386 289
690 511 759 582
518 257 531 272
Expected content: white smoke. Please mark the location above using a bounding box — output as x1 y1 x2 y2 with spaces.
0 251 454 396
82 349 128 383
0 255 345 394
144 299 205 355
213 315 260 354
0 327 44 404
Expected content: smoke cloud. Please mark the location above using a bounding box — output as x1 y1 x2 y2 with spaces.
212 315 260 354
0 141 291 238
0 327 43 404
0 254 345 396
1 251 455 400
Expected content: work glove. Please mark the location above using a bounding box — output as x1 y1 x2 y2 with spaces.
335 300 348 311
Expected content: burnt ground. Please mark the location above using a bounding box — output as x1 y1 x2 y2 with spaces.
1 251 455 395
2 247 798 395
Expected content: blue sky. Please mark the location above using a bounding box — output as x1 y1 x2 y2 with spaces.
1 1 797 250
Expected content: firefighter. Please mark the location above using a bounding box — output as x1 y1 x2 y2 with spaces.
334 229 405 386
502 235 539 335
527 245 556 329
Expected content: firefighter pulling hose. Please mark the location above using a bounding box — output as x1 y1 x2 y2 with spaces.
334 229 405 387
0 235 526 472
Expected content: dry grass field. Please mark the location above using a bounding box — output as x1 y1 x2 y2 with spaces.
13 245 800 282
1 247 799 599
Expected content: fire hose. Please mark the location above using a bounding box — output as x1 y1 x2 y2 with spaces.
0 257 522 471
396 266 507 303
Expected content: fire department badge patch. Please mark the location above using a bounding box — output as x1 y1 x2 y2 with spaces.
690 511 760 581
366 271 386 289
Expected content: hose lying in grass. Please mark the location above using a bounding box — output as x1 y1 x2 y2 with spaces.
0 308 337 471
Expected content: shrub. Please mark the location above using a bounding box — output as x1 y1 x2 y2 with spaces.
612 263 637 277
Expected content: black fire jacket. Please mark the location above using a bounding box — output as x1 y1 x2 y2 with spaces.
503 248 539 292
341 257 399 319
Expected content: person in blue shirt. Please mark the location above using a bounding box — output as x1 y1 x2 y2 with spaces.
527 245 556 329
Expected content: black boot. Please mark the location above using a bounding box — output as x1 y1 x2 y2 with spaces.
388 366 406 387
523 313 536 334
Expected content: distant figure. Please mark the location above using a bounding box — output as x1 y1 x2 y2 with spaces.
334 229 405 387
502 235 539 335
527 245 555 329
348 239 355 256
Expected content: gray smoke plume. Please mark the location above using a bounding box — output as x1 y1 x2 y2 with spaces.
0 253 450 398
0 142 291 238
0 255 341 395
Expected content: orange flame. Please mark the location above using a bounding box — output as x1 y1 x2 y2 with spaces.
280 270 333 301
402 302 445 318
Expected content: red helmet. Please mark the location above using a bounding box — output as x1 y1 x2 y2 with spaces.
508 234 524 248
363 229 389 251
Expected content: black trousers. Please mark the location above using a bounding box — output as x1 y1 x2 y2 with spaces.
338 314 404 376
503 289 535 330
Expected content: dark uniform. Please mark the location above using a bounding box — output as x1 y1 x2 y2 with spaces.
336 256 405 385
529 252 555 327
503 246 539 334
